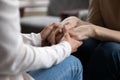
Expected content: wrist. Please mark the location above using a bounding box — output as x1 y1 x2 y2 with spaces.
91 24 98 38
92 24 106 41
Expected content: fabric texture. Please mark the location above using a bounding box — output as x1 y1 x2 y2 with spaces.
74 0 120 80
88 0 120 30
0 0 73 80
29 56 83 80
85 42 120 80
73 38 120 80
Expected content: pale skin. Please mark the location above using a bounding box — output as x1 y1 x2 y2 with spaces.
46 17 87 45
66 17 120 42
47 16 120 44
40 16 120 54
40 22 83 53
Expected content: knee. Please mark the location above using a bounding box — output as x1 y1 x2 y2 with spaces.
94 42 120 70
100 42 120 51
92 42 120 79
63 56 83 73
95 42 120 59
85 42 120 80
65 56 83 69
67 56 83 79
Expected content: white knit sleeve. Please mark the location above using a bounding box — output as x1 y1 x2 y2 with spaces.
0 0 71 75
22 33 42 46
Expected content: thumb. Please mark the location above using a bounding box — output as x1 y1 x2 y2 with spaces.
64 32 70 40
77 41 83 46
69 31 79 40
63 25 69 33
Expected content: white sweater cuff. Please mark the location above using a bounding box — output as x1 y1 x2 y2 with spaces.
22 33 42 46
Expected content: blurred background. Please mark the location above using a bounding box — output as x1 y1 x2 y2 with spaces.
19 0 89 33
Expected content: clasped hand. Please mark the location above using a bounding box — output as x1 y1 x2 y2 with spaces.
40 16 96 53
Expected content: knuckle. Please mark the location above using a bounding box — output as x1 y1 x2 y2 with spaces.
47 25 53 30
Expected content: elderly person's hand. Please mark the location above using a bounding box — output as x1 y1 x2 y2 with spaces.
46 16 91 45
69 24 96 41
46 23 63 45
61 16 81 29
60 27 83 53
61 16 94 41
46 16 83 45
61 16 90 28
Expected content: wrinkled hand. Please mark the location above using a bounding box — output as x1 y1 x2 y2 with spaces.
61 27 83 53
61 16 81 29
61 16 94 41
69 25 96 41
46 16 90 45
47 16 82 45
61 16 90 28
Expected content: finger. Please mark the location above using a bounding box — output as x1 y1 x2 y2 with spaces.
41 24 54 40
61 21 75 30
55 33 64 43
69 31 80 40
45 23 59 36
61 16 75 23
45 24 54 33
47 27 57 45
62 25 69 34
48 22 67 44
47 23 60 30
42 23 62 45
52 22 63 29
64 32 71 41
53 23 63 34
48 24 62 45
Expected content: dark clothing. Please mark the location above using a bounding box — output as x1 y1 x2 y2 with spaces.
73 39 120 80
88 0 120 31
77 0 120 79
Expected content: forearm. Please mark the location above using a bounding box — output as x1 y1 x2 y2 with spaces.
94 25 120 42
79 19 120 42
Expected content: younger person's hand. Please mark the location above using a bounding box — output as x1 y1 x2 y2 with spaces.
47 23 63 45
40 23 61 46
